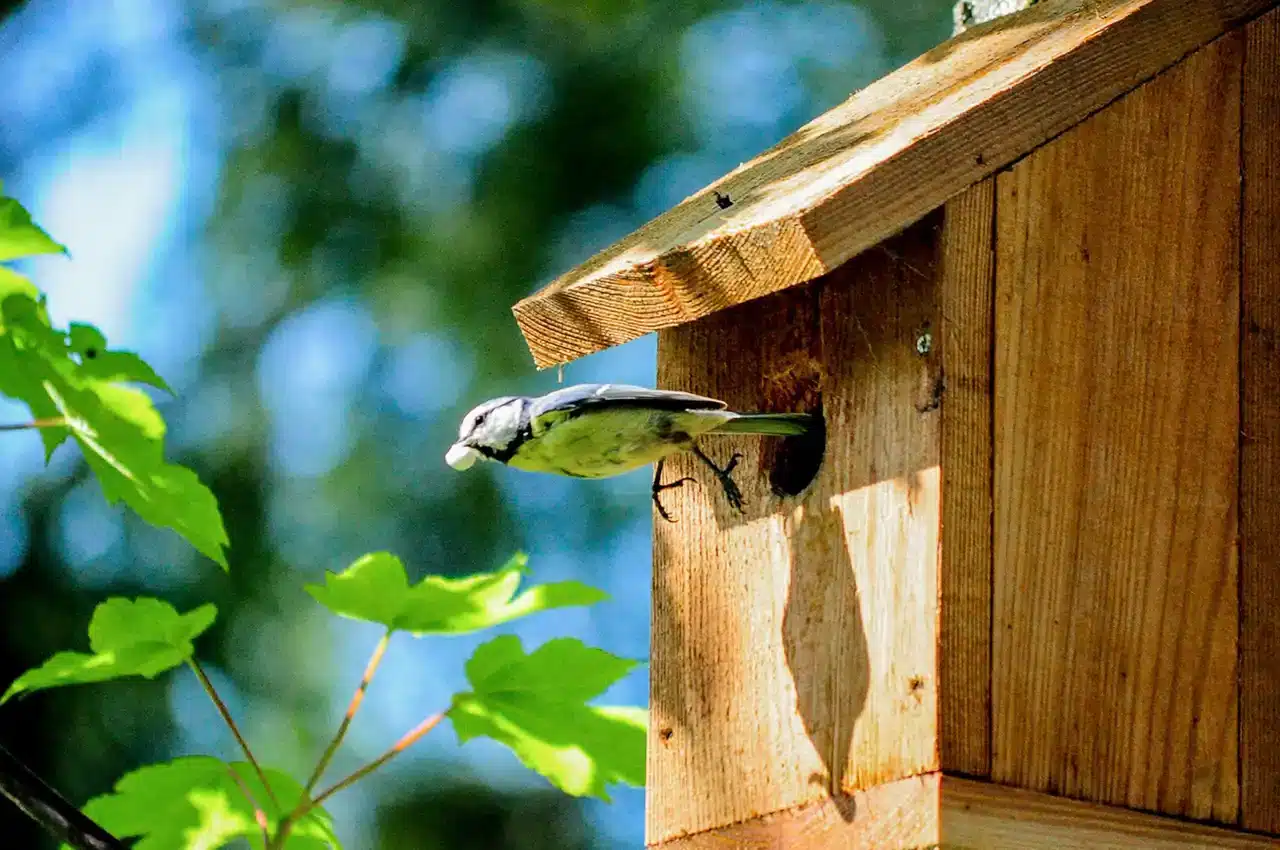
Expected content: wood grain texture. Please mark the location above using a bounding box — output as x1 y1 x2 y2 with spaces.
654 774 1280 849
1241 6 1280 835
942 777 1280 848
656 774 943 850
937 179 996 778
513 0 1278 368
649 219 944 843
991 35 1242 822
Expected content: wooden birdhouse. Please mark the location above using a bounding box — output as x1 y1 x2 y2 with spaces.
513 0 1280 846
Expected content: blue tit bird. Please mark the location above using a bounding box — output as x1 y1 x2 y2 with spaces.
445 383 815 519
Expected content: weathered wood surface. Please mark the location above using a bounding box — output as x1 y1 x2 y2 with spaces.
514 0 1278 368
655 774 1280 848
649 219 943 842
656 775 943 850
990 34 1241 822
937 179 995 779
649 196 995 842
942 778 1280 849
1241 6 1280 836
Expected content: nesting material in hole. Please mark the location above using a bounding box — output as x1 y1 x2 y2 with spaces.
770 401 825 497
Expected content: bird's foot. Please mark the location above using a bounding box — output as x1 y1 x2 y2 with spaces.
693 446 745 513
652 458 697 523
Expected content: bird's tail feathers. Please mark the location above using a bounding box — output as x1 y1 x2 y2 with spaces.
711 412 814 437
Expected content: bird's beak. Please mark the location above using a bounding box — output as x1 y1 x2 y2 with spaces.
445 443 481 470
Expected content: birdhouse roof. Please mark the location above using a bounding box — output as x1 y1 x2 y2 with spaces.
512 0 1270 369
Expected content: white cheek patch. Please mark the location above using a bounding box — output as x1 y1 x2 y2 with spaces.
446 444 482 470
483 404 523 445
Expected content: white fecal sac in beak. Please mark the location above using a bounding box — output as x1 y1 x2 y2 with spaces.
445 443 481 470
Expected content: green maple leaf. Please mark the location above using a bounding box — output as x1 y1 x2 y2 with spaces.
2 597 216 703
0 195 66 261
305 552 607 635
63 757 340 850
449 635 646 800
43 379 227 566
0 191 228 568
68 322 173 392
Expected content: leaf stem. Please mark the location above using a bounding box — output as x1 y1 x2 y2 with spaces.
224 765 270 849
187 659 279 809
304 630 391 793
0 417 66 432
274 711 445 846
312 712 444 809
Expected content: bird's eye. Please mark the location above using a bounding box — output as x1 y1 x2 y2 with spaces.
473 414 485 427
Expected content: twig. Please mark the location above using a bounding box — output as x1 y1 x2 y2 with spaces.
187 659 279 809
304 630 391 793
0 417 67 432
312 712 444 809
224 764 271 848
0 742 129 850
273 712 444 848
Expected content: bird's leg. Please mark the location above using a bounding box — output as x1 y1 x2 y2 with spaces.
651 458 696 523
691 444 745 513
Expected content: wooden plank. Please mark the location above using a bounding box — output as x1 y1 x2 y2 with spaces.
1241 6 1280 836
653 774 1280 849
513 0 1278 368
649 219 944 843
991 35 1241 822
942 777 1280 848
656 774 943 850
649 283 829 844
937 179 996 778
820 218 942 798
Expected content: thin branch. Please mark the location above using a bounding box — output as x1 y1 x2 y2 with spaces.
0 417 66 432
187 659 279 809
224 765 271 849
273 711 445 848
0 742 129 850
312 712 444 809
304 630 391 793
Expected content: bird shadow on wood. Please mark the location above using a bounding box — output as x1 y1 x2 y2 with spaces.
782 499 870 822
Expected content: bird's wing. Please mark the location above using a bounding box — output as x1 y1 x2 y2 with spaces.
530 383 727 432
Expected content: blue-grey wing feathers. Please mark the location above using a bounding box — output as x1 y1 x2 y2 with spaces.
531 384 727 419
528 382 812 439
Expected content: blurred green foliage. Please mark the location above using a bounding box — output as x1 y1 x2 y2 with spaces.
0 0 953 846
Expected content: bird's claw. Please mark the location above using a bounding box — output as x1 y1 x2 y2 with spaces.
692 447 746 514
716 453 744 512
652 459 697 523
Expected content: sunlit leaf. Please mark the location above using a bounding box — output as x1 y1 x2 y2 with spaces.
61 757 340 850
449 635 646 800
0 282 227 567
69 322 172 392
0 265 38 300
306 552 607 635
1 598 216 703
0 195 66 261
44 380 228 566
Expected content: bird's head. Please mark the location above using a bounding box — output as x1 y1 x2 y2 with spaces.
446 396 525 470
